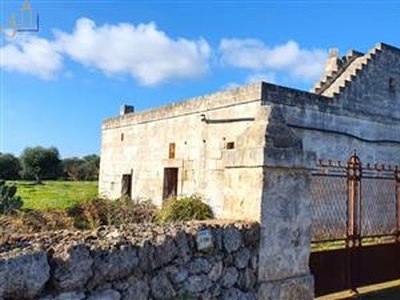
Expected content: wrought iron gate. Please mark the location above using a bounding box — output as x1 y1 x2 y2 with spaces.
309 151 400 297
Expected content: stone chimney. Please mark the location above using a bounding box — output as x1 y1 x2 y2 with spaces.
120 105 134 116
324 48 342 74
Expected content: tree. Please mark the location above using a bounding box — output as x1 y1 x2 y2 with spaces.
20 146 61 183
83 154 100 180
61 154 100 181
0 153 21 180
62 157 86 181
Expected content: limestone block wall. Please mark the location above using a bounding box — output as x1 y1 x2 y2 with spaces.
261 81 400 167
100 83 266 220
283 105 400 165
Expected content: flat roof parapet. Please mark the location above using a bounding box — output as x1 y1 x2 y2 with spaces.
103 82 264 129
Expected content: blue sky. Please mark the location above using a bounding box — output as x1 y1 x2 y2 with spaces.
1 0 400 158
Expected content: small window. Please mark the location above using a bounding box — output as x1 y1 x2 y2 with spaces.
389 78 396 94
169 143 176 159
120 133 124 142
121 174 132 198
184 170 192 181
226 142 235 149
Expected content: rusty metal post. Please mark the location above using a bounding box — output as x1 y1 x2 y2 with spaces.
346 150 362 292
347 150 362 245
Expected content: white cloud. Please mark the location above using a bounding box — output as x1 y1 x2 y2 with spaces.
222 72 276 92
219 39 327 81
246 72 277 84
0 35 63 79
54 18 211 86
0 18 211 85
0 19 326 89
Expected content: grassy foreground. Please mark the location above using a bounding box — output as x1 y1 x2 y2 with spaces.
1 183 212 232
12 181 98 211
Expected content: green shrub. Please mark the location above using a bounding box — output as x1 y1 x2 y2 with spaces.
156 194 213 223
0 180 23 214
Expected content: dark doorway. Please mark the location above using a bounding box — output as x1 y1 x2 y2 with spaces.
121 174 132 198
163 168 178 200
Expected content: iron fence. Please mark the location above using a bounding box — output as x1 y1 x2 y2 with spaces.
310 151 400 244
310 151 400 296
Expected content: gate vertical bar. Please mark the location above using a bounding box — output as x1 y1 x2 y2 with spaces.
346 151 362 291
345 159 352 291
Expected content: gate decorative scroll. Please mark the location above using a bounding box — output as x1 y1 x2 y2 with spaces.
309 151 400 296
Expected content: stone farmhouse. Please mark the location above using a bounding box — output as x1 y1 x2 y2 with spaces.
99 42 400 221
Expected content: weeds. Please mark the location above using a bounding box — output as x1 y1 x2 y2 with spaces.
68 197 157 230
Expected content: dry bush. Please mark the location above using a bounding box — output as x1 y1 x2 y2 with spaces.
68 197 157 230
1 210 74 233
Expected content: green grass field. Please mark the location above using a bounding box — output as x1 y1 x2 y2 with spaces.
11 181 98 211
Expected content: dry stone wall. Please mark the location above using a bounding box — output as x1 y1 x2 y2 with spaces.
0 222 259 300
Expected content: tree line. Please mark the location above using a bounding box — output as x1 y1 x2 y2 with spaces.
0 146 100 182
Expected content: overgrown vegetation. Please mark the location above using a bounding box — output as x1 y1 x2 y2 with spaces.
156 194 213 223
0 180 213 233
69 197 157 229
1 197 157 233
0 181 23 215
11 210 74 233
